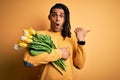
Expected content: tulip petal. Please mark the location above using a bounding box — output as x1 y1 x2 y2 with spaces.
13 44 20 50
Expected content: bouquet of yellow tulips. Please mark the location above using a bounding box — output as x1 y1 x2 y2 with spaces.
14 28 66 75
14 28 35 50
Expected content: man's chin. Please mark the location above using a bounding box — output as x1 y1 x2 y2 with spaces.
53 29 61 32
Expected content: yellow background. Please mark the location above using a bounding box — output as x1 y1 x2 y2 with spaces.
0 0 120 80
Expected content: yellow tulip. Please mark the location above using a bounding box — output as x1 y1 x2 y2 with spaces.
18 42 27 48
28 28 36 35
24 34 33 39
25 39 33 43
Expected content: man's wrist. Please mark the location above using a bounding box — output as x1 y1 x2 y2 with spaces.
77 41 85 45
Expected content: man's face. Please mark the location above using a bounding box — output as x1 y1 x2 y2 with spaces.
49 8 65 32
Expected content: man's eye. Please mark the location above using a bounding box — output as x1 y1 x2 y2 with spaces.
60 15 64 18
52 14 56 17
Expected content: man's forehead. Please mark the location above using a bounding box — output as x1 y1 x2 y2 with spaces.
51 8 64 14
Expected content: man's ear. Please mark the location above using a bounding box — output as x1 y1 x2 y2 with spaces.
48 15 50 20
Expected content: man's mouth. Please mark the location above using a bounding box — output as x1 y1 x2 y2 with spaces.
56 23 59 26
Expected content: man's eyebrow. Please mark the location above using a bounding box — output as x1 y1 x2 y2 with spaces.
51 12 64 14
51 12 56 13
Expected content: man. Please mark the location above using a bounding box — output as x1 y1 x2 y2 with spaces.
24 3 89 80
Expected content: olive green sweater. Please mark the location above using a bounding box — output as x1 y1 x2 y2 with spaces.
24 30 86 80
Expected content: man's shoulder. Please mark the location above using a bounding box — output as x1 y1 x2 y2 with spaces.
37 30 49 34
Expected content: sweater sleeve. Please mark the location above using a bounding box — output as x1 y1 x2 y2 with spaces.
23 49 62 67
72 33 86 69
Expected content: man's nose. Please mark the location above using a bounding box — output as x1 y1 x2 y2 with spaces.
56 16 60 21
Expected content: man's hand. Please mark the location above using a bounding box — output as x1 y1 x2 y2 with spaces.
74 27 90 41
60 47 70 60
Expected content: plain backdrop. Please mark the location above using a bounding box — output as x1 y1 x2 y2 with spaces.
0 0 120 80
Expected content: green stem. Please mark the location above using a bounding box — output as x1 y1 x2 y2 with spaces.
51 62 64 75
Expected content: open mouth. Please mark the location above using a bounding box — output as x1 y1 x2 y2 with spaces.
56 23 59 26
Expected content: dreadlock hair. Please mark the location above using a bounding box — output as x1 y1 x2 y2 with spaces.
50 3 71 39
